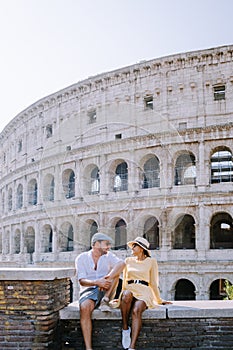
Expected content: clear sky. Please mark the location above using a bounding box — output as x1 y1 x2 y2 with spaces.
0 0 232 132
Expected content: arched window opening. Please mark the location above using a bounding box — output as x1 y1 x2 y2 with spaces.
28 179 38 205
25 227 35 254
210 212 233 249
173 215 195 249
16 184 23 209
46 124 53 138
4 230 10 254
211 149 233 183
49 229 53 252
8 188 12 211
67 226 74 251
90 167 100 194
143 217 159 249
115 219 127 250
43 174 55 202
41 225 53 253
90 222 98 246
142 157 160 189
113 162 128 191
62 170 75 198
50 177 55 201
14 230 21 254
174 153 196 185
175 279 196 300
209 279 231 300
59 223 74 252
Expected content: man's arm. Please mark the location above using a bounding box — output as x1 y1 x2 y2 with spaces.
79 276 112 290
105 260 125 280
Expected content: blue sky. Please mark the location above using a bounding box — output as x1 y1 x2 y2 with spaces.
0 0 232 132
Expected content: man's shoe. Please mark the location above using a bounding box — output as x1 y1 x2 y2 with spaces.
122 327 131 349
99 297 111 312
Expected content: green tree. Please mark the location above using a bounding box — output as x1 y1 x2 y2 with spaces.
224 280 233 300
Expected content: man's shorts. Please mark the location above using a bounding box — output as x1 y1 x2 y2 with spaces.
79 286 105 309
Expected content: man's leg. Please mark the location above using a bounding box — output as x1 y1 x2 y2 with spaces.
80 298 95 350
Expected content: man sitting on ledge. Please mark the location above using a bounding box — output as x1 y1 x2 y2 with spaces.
75 232 125 350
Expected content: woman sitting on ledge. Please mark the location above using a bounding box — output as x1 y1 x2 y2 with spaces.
119 237 171 350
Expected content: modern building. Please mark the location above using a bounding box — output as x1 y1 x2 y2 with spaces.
1 44 233 301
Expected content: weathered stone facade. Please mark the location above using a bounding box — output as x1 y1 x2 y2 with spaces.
0 44 233 301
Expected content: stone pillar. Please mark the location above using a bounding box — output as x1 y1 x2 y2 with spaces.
197 203 208 259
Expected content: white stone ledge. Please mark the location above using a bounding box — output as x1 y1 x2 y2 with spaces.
60 300 233 320
167 300 233 318
0 267 75 280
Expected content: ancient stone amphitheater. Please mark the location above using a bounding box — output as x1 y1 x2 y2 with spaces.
1 44 233 301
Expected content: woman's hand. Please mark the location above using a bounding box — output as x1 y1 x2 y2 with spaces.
161 300 172 305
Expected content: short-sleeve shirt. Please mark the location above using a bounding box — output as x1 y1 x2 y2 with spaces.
75 250 122 294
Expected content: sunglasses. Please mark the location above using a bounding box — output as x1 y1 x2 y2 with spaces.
132 243 140 248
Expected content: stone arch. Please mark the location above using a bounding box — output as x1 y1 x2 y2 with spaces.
174 151 196 185
24 226 35 254
62 169 75 198
210 146 233 184
172 214 195 249
8 187 13 211
81 219 99 249
59 222 74 252
16 183 23 209
82 163 100 195
14 229 21 254
109 159 128 192
140 154 160 189
41 224 53 253
43 173 55 202
109 217 127 250
143 216 160 249
210 211 233 249
209 278 232 300
28 178 38 205
174 278 196 300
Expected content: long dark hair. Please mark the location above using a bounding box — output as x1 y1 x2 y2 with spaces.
143 249 151 258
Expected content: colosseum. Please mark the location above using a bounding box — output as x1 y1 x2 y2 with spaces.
0 44 233 301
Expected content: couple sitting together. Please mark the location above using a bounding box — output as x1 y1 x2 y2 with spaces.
75 232 171 350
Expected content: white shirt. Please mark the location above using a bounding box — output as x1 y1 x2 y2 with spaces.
75 249 122 293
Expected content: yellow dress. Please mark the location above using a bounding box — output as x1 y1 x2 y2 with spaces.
122 256 163 308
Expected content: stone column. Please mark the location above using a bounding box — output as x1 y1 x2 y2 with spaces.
197 203 208 260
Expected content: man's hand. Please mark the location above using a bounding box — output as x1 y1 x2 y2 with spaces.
98 277 112 291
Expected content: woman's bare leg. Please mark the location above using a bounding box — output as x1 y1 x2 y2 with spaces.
120 290 134 330
130 299 147 349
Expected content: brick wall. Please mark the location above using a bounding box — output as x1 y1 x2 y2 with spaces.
0 268 74 350
59 300 233 350
60 318 233 350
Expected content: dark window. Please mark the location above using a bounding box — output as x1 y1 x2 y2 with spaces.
173 214 195 249
144 96 153 110
211 150 233 183
113 162 128 191
142 157 160 188
210 212 233 249
88 110 97 124
214 85 225 100
46 124 53 138
175 279 196 300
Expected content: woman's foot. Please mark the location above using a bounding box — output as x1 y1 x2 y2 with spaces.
122 326 131 349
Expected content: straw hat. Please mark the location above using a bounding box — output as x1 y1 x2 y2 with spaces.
127 236 151 256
